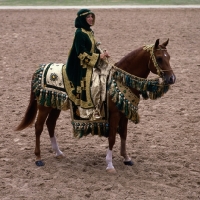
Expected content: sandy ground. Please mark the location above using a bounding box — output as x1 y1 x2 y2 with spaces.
0 8 200 200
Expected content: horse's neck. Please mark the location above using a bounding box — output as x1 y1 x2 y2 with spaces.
116 47 150 79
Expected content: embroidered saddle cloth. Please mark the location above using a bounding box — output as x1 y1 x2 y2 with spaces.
43 63 66 91
32 63 69 110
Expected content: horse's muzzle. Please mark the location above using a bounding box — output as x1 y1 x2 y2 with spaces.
163 74 176 85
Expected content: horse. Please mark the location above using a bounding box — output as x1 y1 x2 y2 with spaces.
15 39 176 173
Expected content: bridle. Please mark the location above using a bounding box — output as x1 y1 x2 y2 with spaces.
143 44 173 78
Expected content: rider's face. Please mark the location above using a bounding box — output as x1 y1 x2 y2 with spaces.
86 14 94 26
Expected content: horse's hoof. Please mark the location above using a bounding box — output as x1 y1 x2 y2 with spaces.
124 160 134 166
106 168 117 173
56 154 64 159
35 160 45 166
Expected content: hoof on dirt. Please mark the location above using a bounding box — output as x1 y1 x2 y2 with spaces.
106 168 117 174
35 160 45 166
124 160 134 166
56 154 64 159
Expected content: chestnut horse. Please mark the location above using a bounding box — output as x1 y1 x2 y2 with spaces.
15 39 176 173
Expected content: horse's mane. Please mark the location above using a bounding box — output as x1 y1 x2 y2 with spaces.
116 47 143 66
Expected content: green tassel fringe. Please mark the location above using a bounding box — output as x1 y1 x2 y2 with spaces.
108 79 140 124
111 68 170 100
72 122 109 138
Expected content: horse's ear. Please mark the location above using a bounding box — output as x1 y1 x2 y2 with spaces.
162 38 169 47
155 39 159 48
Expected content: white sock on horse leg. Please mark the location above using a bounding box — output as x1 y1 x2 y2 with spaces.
106 149 114 169
50 136 63 156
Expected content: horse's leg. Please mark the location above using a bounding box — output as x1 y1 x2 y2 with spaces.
46 108 63 158
35 105 52 166
119 116 133 166
106 107 120 173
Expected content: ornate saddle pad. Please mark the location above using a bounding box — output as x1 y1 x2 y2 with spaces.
32 63 69 110
42 63 66 91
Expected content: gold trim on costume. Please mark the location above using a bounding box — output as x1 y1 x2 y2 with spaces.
88 53 99 67
63 64 94 109
81 28 95 53
78 52 99 68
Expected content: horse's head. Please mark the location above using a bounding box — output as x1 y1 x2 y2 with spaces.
145 39 176 85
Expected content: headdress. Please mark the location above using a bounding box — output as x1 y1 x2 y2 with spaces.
75 9 95 31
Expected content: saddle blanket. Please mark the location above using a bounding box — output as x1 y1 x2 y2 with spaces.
33 63 69 110
42 63 65 92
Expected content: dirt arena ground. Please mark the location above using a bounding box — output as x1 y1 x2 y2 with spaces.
0 8 200 200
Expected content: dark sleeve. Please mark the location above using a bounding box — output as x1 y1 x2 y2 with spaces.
74 31 99 68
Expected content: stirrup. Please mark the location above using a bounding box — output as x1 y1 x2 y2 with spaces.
94 110 101 119
90 110 102 121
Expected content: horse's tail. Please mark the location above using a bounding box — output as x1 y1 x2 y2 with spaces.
15 89 37 131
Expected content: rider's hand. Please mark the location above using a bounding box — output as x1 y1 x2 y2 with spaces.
100 50 110 60
103 50 110 58
100 53 106 59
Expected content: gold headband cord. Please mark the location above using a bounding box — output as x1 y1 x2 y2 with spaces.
79 12 91 16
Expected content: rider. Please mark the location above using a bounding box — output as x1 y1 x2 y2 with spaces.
65 9 109 119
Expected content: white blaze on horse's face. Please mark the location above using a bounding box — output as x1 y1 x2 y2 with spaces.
158 48 176 85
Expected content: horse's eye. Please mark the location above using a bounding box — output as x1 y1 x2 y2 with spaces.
156 57 162 63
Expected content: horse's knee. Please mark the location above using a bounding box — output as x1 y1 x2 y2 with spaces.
35 123 43 135
46 109 60 131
